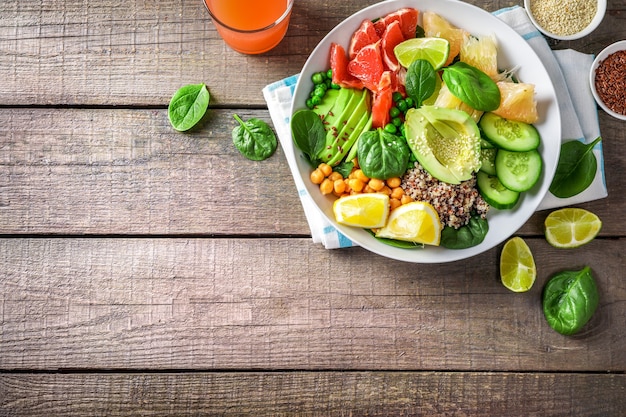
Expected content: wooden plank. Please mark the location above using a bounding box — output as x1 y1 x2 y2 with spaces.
0 108 623 235
1 372 624 416
1 238 624 371
0 0 624 106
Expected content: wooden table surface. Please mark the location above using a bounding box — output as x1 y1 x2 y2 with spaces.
1 0 624 415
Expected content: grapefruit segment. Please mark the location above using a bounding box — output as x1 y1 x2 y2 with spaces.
349 19 380 60
371 71 393 128
374 8 419 39
330 42 364 89
492 81 538 124
381 20 405 72
348 40 384 92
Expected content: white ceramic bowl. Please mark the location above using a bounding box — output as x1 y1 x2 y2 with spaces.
589 40 626 121
524 0 606 41
290 0 561 263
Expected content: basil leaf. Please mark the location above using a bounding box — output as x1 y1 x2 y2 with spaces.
442 62 501 111
357 128 411 179
232 114 277 161
168 83 210 131
549 136 602 198
440 214 489 249
405 59 436 108
290 109 326 166
542 266 599 335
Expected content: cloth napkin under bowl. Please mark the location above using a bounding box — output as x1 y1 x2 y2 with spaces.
262 5 608 249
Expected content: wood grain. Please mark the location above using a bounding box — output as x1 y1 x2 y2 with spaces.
0 108 623 235
0 0 623 106
1 238 624 371
1 372 625 416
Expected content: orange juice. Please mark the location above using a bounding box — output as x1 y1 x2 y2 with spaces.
204 0 293 54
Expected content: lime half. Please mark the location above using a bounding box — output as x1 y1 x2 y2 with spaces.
394 37 450 70
544 208 602 248
500 237 536 292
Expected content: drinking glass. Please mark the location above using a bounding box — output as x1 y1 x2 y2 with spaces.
203 0 294 54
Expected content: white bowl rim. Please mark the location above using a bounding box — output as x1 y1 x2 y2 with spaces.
589 40 626 121
524 0 607 41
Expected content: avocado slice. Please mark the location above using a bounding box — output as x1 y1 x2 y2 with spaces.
405 106 481 184
326 90 372 166
317 88 370 164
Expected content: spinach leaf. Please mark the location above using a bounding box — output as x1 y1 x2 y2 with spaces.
542 266 599 335
405 59 436 108
333 160 354 178
168 83 210 131
232 114 277 161
357 128 410 179
442 62 501 111
549 137 602 198
290 109 326 166
440 214 489 249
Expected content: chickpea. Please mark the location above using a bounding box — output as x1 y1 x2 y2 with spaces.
328 171 343 182
320 178 334 195
386 177 402 188
354 169 369 183
368 178 385 191
391 186 405 200
390 198 402 211
401 194 413 205
310 168 324 184
333 179 346 194
318 163 332 177
348 178 365 193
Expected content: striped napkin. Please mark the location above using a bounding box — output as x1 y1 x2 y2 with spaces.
262 5 608 249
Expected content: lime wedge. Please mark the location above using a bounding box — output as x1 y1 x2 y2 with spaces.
394 37 450 70
544 208 602 248
500 237 536 292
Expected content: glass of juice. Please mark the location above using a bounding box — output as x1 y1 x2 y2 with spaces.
203 0 294 54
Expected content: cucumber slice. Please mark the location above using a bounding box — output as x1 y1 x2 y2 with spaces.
479 147 497 176
477 171 520 210
495 149 542 192
479 112 540 151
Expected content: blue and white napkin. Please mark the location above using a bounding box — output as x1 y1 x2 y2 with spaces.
262 5 608 249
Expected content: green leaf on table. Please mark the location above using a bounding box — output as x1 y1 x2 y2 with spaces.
232 114 278 161
549 137 602 198
168 83 210 131
542 266 599 335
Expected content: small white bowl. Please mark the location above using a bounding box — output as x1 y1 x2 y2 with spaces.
589 40 626 121
524 0 606 40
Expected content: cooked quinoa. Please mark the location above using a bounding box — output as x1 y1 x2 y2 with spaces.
401 162 489 229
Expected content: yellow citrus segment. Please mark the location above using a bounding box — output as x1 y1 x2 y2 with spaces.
544 208 602 248
500 237 536 292
375 201 442 245
394 37 450 70
333 193 390 228
492 81 539 124
460 33 498 80
423 11 469 67
433 82 484 123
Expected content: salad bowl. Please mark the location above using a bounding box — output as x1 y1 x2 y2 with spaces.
289 0 561 263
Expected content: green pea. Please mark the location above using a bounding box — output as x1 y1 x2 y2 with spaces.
306 98 315 109
389 106 401 118
397 99 408 113
312 72 325 85
392 92 403 102
405 97 415 108
392 117 403 127
326 69 333 79
310 95 321 106
384 123 397 134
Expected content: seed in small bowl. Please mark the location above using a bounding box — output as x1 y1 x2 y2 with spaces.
589 40 626 121
524 0 606 40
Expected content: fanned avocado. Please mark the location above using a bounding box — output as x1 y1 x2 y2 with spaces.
314 88 371 165
405 106 481 184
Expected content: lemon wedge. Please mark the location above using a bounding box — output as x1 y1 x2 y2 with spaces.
375 201 442 245
333 193 390 228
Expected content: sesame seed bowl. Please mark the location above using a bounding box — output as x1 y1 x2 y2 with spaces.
589 40 626 121
524 0 606 41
